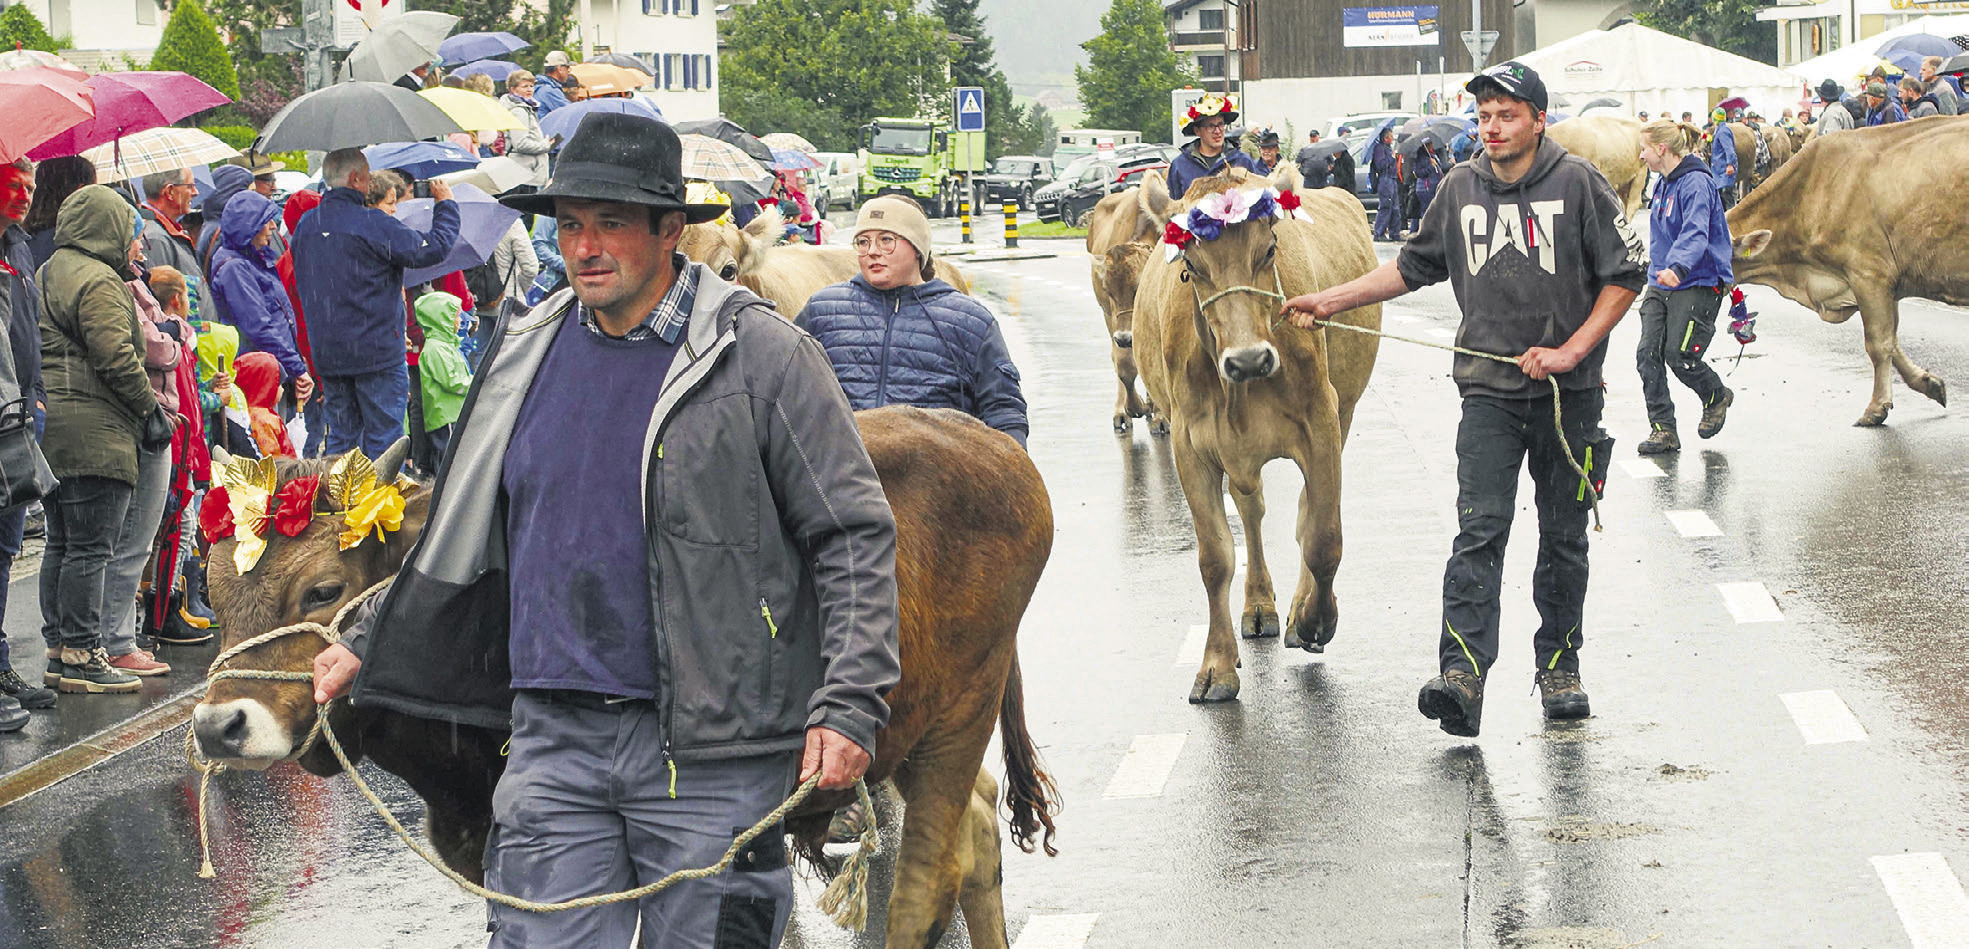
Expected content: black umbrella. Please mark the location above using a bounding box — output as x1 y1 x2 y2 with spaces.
1301 140 1350 160
585 53 655 76
1582 96 1624 111
1943 52 1969 74
1396 125 1457 158
255 82 463 153
673 117 774 166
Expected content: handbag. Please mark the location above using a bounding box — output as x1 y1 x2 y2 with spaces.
140 404 176 453
0 397 56 511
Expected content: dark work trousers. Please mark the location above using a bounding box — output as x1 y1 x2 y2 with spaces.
39 476 135 652
1636 285 1727 428
1440 387 1605 680
485 691 800 949
1717 184 1737 212
321 363 409 458
1373 177 1403 239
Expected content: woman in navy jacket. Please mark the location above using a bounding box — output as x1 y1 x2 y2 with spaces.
1634 119 1735 455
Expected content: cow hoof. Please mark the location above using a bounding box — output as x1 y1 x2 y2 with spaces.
1113 414 1131 434
1188 668 1241 704
1920 375 1948 407
1854 405 1891 427
1150 417 1171 436
1240 610 1280 640
1284 611 1338 653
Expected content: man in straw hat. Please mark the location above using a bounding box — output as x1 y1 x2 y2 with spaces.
313 112 900 947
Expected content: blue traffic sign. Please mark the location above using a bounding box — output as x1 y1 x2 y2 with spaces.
954 86 985 132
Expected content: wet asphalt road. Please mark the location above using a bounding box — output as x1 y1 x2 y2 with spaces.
6 229 1969 948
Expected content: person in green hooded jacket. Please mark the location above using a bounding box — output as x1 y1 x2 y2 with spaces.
412 290 469 465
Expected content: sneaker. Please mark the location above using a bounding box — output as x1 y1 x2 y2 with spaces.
107 650 172 677
21 502 43 539
1697 387 1734 439
1418 669 1485 737
56 648 142 694
0 693 25 732
1535 669 1592 720
0 667 57 710
1636 424 1680 455
153 604 215 646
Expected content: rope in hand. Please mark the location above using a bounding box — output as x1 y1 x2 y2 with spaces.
1272 309 1605 531
187 579 881 923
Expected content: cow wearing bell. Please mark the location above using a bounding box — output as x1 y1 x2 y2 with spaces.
1728 120 1969 426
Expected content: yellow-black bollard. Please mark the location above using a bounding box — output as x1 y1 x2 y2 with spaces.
960 190 972 244
1003 202 1018 249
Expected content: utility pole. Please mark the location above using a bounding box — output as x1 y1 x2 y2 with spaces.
1471 0 1482 70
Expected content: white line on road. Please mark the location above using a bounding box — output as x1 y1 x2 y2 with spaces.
1386 313 1418 324
1665 510 1723 537
1780 690 1868 745
1012 913 1101 949
1619 458 1667 479
1717 581 1784 623
1425 327 1455 340
1871 853 1969 949
1104 733 1187 799
1176 624 1208 667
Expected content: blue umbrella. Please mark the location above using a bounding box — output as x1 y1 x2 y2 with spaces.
1878 33 1958 60
438 31 529 68
451 59 522 82
363 140 480 181
539 96 664 141
769 147 820 171
1881 49 1931 75
395 183 520 286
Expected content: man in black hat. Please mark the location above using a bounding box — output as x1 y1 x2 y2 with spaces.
314 113 901 947
1814 79 1858 137
1280 60 1645 738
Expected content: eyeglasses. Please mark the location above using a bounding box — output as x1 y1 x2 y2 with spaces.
853 234 901 255
1195 121 1227 131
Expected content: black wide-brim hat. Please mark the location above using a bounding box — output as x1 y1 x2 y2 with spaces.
500 112 726 224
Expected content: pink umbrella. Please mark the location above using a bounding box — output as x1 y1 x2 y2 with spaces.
27 71 230 160
0 70 95 164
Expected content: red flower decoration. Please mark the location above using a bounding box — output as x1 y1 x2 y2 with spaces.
1277 189 1302 211
1186 106 1201 121
199 486 235 545
271 475 322 538
1161 221 1195 248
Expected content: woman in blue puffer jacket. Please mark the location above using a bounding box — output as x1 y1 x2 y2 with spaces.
208 191 311 398
793 195 1029 447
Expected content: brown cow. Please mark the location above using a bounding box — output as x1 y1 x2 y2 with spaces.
1547 115 1647 217
194 406 1057 948
1085 184 1164 432
1132 165 1382 702
1729 120 1968 426
679 209 970 316
1759 123 1795 179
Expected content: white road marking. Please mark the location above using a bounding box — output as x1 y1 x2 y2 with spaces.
1012 913 1101 949
1716 581 1784 623
1780 690 1868 745
1425 327 1455 340
1176 624 1208 667
1664 510 1723 537
1104 733 1187 799
1871 853 1969 949
1619 458 1666 480
1386 312 1418 324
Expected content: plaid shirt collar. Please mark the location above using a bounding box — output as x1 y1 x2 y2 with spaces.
577 253 697 343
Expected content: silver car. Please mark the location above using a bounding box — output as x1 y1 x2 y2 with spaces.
811 152 859 210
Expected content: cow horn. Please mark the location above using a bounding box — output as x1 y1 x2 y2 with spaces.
371 437 411 480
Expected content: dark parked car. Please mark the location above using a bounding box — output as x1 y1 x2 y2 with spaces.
1035 145 1178 224
981 156 1055 210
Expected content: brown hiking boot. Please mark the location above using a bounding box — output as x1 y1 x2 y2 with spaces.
1636 424 1680 455
1698 387 1734 439
1535 669 1592 720
1418 669 1485 737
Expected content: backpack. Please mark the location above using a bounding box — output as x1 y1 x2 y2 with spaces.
463 258 505 307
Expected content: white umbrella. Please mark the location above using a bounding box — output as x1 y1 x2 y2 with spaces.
340 11 461 84
438 156 533 195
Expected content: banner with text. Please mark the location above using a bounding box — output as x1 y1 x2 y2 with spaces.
1342 6 1440 48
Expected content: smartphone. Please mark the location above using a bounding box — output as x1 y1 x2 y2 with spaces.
413 180 433 199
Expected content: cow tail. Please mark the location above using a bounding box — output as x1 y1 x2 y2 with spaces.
999 653 1060 856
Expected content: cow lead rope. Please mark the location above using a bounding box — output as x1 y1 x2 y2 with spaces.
187 580 879 922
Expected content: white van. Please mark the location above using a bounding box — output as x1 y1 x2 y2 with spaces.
810 152 860 210
1323 111 1418 141
1054 128 1143 164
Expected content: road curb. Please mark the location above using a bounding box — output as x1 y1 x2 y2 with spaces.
0 686 205 810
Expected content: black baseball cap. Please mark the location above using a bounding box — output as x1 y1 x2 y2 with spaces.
1466 61 1548 113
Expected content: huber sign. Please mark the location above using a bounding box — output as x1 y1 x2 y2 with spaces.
1342 6 1440 48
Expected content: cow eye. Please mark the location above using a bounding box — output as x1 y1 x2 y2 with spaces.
719 263 738 280
302 580 346 613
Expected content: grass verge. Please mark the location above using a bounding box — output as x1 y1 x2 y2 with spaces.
1019 220 1088 240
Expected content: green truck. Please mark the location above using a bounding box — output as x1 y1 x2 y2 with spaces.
856 117 962 217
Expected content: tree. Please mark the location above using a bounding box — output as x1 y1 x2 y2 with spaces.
722 0 951 138
931 0 1018 158
1633 0 1778 67
1076 0 1195 143
0 5 59 53
1024 102 1059 156
151 0 241 102
725 87 855 152
205 0 300 122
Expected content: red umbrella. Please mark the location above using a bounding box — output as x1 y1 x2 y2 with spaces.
0 70 95 164
27 71 230 160
1717 96 1751 112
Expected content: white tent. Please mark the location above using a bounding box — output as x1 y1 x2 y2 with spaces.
1787 15 1969 93
1514 23 1810 121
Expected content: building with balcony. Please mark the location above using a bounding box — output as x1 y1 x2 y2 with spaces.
1165 0 1241 93
576 0 720 121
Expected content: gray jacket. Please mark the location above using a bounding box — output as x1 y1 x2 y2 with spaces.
501 94 552 188
346 263 902 760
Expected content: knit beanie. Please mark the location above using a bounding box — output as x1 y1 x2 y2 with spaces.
852 195 933 279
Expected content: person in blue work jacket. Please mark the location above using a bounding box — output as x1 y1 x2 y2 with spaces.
1370 129 1402 241
1164 93 1267 201
1705 106 1738 211
1634 118 1735 456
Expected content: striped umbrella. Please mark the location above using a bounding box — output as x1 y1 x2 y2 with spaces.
83 126 240 182
677 134 770 182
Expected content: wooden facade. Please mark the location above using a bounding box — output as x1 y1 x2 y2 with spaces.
1240 0 1519 81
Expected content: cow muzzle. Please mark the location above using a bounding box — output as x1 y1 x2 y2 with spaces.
1220 343 1280 383
192 699 292 768
1112 330 1134 349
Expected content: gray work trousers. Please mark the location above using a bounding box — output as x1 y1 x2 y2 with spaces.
485 690 800 949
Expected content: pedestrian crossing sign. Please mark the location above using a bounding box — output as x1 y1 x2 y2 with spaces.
954 87 986 132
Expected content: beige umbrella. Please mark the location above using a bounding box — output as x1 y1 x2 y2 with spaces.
84 127 240 183
760 132 818 153
677 133 771 182
0 49 87 80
